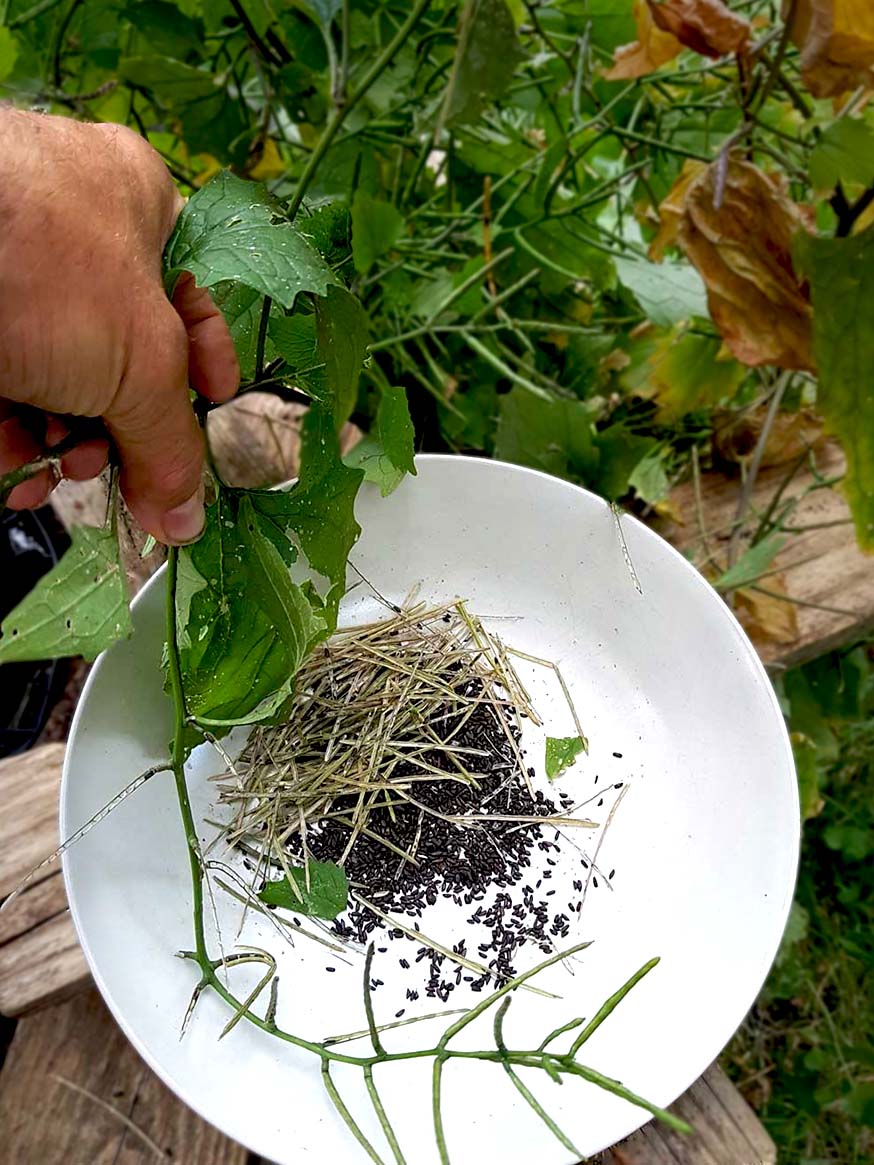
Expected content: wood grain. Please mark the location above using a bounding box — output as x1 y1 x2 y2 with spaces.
0 744 88 1016
598 1064 776 1165
0 987 248 1165
658 442 874 667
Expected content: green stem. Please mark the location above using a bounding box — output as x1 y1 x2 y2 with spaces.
288 0 433 219
569 957 660 1056
364 1065 407 1165
0 422 103 507
322 1061 388 1165
432 1055 450 1165
560 1061 692 1134
363 944 386 1056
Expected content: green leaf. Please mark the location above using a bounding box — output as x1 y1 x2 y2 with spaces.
0 27 20 82
791 733 825 822
268 312 326 398
298 201 352 268
259 859 348 919
164 171 335 309
595 425 658 501
124 2 204 58
809 118 874 195
0 527 131 664
175 489 323 730
614 257 708 328
248 406 363 627
796 229 874 550
119 56 247 164
315 283 370 426
714 533 785 591
619 328 746 422
211 282 272 380
344 385 416 497
628 447 669 505
545 735 586 780
351 189 404 274
495 390 598 483
446 0 522 127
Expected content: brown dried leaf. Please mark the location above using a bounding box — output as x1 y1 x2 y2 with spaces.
784 0 874 97
604 0 682 80
649 0 751 58
650 157 814 370
735 574 800 646
713 406 826 467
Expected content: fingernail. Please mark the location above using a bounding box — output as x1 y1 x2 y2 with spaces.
163 485 205 545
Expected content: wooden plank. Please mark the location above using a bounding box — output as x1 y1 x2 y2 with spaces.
0 742 65 897
659 441 874 667
597 1064 776 1165
0 987 248 1165
0 743 89 1016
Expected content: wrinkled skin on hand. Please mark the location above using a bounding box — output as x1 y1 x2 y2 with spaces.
0 111 239 544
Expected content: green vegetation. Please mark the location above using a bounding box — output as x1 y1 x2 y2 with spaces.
725 639 874 1164
1 1 873 1159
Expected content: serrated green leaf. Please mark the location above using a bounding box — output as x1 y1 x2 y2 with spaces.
495 390 598 483
248 405 363 626
614 257 708 328
0 527 131 664
446 0 522 126
809 118 874 195
795 229 874 550
259 859 348 919
714 533 785 591
351 188 404 274
545 735 586 780
164 171 335 308
315 283 370 426
344 385 416 497
175 489 323 730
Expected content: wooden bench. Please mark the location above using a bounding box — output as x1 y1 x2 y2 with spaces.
4 409 872 1163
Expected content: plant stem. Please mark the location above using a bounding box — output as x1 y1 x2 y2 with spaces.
569 957 660 1056
364 1065 407 1165
0 421 104 507
323 1061 388 1165
288 0 434 219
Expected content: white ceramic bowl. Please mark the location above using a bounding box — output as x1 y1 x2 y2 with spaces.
62 455 798 1163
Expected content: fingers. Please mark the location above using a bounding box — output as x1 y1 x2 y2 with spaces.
45 416 110 482
106 303 206 545
0 406 53 509
171 274 240 403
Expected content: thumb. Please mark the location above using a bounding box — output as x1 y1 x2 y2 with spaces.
106 303 206 545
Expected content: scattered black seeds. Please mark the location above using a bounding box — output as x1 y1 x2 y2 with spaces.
395 1009 405 1018
612 751 623 758
325 966 335 973
609 869 616 880
593 877 599 888
614 782 624 789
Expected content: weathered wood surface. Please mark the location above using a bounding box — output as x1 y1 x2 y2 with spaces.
597 1064 775 1165
0 987 248 1165
658 441 874 668
0 744 88 1016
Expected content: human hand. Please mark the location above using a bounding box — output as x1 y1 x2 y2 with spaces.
0 111 239 544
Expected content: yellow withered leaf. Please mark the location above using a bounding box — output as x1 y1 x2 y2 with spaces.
650 158 814 371
784 0 874 97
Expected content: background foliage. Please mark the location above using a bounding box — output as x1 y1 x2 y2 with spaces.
1 0 873 1159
